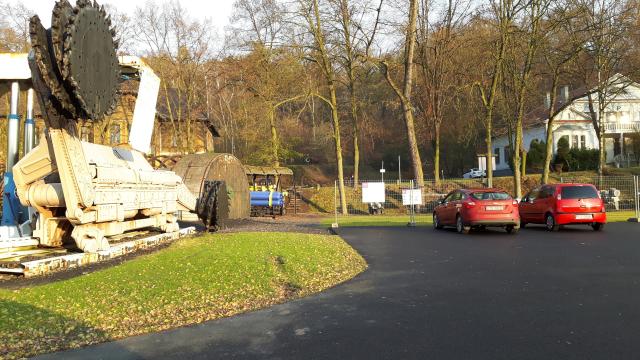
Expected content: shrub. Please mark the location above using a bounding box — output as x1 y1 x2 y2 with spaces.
527 139 546 170
566 148 599 171
553 136 570 171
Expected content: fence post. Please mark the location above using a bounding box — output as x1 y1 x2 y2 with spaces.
635 175 639 222
408 179 416 227
332 180 338 228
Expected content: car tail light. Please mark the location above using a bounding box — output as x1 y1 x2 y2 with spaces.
463 201 476 209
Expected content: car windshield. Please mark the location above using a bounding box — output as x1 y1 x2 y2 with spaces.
561 186 598 199
470 192 511 200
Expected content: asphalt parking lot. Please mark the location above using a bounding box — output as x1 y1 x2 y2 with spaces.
39 223 640 360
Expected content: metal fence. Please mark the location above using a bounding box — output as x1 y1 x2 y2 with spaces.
330 176 640 226
559 175 639 213
330 178 488 226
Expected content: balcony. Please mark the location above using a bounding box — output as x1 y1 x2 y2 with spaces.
604 121 640 133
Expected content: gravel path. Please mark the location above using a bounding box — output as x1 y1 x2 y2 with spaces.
218 215 328 235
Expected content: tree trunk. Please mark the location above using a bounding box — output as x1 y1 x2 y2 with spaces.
542 78 559 184
269 108 280 167
511 0 541 199
351 91 360 188
434 120 441 185
521 149 527 179
402 101 424 186
513 125 522 198
329 83 348 214
310 0 347 213
598 105 606 175
384 0 424 187
485 114 493 188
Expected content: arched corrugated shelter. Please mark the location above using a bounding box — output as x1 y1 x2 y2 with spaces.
172 153 250 219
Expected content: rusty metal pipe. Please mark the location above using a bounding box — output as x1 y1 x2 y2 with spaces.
26 183 65 207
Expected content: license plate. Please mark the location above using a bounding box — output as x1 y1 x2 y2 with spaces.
575 214 593 220
486 206 503 211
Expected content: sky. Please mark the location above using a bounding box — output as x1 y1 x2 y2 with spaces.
28 0 234 35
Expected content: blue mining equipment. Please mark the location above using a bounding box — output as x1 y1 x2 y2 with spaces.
250 191 286 217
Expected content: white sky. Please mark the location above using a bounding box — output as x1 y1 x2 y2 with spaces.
27 0 234 35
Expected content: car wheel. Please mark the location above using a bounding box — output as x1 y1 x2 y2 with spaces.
545 213 560 231
433 213 443 230
592 222 605 231
506 225 518 234
456 215 470 234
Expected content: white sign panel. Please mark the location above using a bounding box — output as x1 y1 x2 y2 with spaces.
402 188 423 205
0 53 31 80
362 182 385 203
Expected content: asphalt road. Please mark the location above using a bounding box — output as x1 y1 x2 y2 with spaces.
38 223 640 360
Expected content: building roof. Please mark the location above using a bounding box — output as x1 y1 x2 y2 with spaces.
493 73 640 140
244 165 294 176
493 85 590 138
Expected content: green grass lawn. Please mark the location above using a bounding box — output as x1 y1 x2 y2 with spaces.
0 232 367 359
322 211 638 227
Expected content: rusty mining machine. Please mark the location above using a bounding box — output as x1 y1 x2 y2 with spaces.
0 0 232 273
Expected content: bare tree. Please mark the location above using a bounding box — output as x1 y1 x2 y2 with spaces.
416 0 470 185
572 0 636 175
473 0 518 188
104 4 137 55
0 1 32 52
298 0 348 213
508 0 547 198
540 2 583 184
135 0 213 153
333 0 382 187
231 0 307 167
382 0 424 187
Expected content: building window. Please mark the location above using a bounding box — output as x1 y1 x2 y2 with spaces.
171 133 177 147
572 135 579 149
110 124 121 145
580 135 586 149
80 126 92 142
494 147 501 164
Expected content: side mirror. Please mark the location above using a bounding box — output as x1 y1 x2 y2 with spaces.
439 198 446 205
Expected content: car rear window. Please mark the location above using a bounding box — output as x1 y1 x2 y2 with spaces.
561 186 598 199
470 192 511 200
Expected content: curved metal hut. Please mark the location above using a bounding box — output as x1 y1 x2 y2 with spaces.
172 153 250 219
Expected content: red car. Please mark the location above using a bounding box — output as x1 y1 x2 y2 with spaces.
519 183 606 231
433 189 520 234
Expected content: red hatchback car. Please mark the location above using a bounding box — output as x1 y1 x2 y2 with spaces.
433 189 520 234
519 183 606 231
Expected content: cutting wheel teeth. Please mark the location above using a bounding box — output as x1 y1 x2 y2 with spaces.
29 15 78 117
57 0 121 120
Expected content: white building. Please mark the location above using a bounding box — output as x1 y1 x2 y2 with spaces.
492 74 640 171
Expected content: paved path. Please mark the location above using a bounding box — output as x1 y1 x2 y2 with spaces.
38 223 640 359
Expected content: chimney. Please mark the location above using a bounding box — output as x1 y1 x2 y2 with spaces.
561 85 570 103
545 92 551 109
